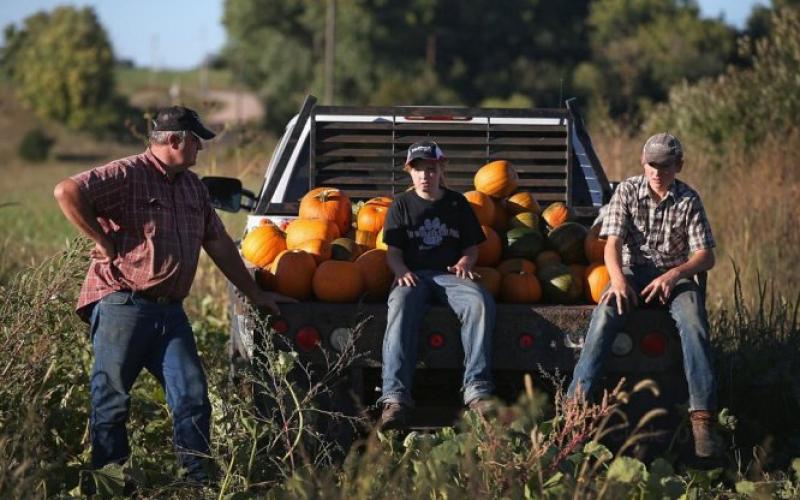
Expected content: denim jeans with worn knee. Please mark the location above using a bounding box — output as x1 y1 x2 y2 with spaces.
567 265 716 412
379 270 496 407
89 291 211 479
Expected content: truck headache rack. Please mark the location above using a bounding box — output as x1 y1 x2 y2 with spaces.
255 95 611 219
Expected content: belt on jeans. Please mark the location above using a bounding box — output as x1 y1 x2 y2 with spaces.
119 290 181 305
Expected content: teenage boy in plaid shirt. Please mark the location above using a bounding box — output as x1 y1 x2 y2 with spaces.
567 133 718 458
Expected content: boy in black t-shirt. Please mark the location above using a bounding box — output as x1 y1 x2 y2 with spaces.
378 141 496 430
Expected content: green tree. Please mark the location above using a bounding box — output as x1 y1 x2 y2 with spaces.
576 0 736 123
1 6 118 131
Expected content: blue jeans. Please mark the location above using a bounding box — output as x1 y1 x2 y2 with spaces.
567 265 716 411
379 270 496 407
88 291 211 479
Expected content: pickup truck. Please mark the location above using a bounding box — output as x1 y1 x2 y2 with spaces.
204 95 691 446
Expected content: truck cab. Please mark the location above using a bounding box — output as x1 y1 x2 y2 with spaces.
206 95 689 434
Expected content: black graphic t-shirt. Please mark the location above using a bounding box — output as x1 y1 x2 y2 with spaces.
383 188 485 272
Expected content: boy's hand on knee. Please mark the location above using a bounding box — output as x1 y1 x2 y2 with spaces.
394 272 419 287
601 280 638 314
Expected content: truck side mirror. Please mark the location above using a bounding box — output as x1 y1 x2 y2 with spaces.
202 176 255 212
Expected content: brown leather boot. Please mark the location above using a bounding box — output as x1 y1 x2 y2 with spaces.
379 402 408 431
690 410 717 458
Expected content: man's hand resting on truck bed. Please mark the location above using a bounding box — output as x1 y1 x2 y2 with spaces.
247 289 298 315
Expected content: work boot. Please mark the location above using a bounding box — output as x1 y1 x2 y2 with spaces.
467 397 496 417
690 410 717 458
379 402 408 431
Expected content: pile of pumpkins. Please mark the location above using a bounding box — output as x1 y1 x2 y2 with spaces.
241 160 610 304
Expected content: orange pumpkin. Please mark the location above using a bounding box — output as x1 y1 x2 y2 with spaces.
492 197 510 233
496 258 536 275
285 219 340 249
313 260 364 302
585 263 610 304
541 202 572 229
271 250 317 300
294 238 332 264
464 190 496 226
375 228 388 250
240 224 287 268
474 160 519 198
477 225 502 267
299 187 352 235
473 266 501 297
585 224 607 263
355 249 393 301
357 202 390 233
500 272 542 303
507 191 541 215
355 229 378 252
535 250 562 269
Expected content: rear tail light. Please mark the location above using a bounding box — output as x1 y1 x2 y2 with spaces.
271 318 289 334
611 332 634 356
640 331 667 357
329 327 353 352
428 333 445 349
518 333 535 350
403 114 471 121
295 326 321 352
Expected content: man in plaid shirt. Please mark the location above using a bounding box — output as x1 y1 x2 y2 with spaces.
54 106 295 488
567 133 718 458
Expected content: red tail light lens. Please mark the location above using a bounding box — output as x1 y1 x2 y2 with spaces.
640 332 667 357
296 326 321 352
518 333 535 350
428 333 445 349
271 318 289 334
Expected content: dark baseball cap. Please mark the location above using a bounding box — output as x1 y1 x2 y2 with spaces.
153 106 216 140
643 132 683 168
405 141 446 166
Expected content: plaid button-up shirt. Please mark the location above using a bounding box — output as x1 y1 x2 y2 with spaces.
71 149 226 321
600 175 715 270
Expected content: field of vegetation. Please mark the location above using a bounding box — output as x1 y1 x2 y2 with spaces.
1 4 799 499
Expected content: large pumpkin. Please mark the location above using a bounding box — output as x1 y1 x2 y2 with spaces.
507 191 541 215
473 266 501 298
504 227 545 260
500 273 542 304
240 224 287 268
299 187 352 235
585 263 610 304
535 250 562 269
541 202 572 229
271 250 317 300
313 260 364 302
496 258 536 276
474 160 519 199
569 264 586 301
477 225 503 266
355 229 378 252
294 238 332 264
285 219 340 249
464 190 496 226
357 201 390 233
547 222 589 264
355 249 393 301
585 224 607 263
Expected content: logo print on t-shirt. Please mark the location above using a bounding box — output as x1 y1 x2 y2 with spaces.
419 217 447 246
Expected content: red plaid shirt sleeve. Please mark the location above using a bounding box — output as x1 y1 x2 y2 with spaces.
201 189 226 242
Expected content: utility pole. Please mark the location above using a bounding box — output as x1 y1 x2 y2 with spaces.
324 0 336 105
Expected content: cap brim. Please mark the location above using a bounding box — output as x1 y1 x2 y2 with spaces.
192 123 216 140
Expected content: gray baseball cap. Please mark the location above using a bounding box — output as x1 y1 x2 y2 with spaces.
643 133 683 167
405 141 446 166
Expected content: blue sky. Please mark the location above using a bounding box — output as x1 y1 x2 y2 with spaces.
0 0 770 70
